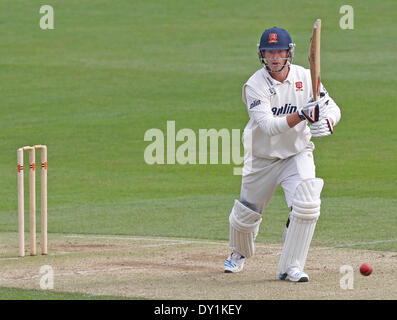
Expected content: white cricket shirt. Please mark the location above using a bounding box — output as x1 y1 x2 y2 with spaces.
242 64 341 160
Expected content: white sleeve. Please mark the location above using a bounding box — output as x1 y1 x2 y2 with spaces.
244 85 290 136
320 84 341 126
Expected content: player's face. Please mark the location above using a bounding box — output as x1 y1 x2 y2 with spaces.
262 50 289 73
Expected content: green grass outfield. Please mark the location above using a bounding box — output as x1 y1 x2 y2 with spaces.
0 0 396 299
0 287 133 300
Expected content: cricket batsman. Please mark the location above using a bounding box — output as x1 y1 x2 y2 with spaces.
224 27 341 282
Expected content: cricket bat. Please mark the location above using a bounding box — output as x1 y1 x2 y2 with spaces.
309 19 321 101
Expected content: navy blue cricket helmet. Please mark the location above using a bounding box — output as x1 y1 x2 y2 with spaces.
257 27 296 70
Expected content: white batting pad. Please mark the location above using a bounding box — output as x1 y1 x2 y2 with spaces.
229 200 262 258
278 178 324 274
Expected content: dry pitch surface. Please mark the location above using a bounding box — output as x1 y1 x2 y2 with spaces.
0 233 396 300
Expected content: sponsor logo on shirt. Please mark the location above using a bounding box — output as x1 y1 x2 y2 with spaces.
249 100 261 109
271 104 297 116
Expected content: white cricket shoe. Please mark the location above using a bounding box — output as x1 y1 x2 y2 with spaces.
279 267 309 282
224 251 245 273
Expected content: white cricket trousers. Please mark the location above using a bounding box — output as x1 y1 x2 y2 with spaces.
240 143 316 214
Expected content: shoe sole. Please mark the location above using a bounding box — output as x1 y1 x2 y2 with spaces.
279 273 309 282
224 266 244 273
297 276 309 282
224 268 243 273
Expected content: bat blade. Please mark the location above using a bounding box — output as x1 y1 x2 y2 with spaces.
309 19 321 101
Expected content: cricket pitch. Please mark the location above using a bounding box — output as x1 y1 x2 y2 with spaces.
0 233 396 299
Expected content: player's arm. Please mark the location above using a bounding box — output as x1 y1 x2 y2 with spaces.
244 86 290 136
286 112 303 128
320 90 341 126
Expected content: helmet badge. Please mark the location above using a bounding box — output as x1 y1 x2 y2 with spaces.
268 33 278 43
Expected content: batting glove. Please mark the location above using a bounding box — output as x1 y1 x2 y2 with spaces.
310 118 334 138
298 94 329 123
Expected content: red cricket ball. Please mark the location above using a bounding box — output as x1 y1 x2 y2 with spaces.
360 263 373 276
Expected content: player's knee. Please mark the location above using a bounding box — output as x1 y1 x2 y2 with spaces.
239 199 258 213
